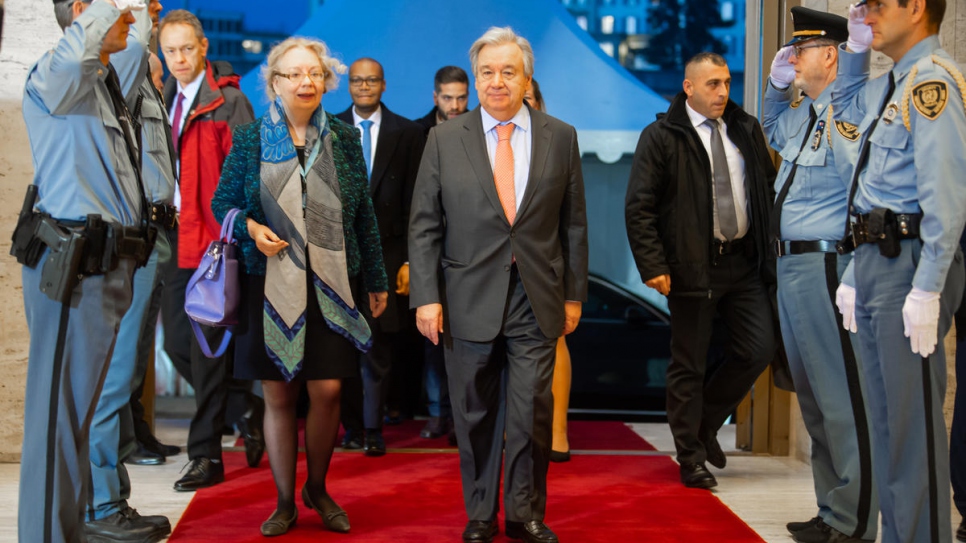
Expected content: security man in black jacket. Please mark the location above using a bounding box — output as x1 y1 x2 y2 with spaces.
625 52 777 490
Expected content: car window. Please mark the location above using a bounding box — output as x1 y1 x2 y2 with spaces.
583 280 659 323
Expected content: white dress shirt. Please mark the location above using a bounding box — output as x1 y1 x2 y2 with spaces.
352 105 382 169
167 70 205 210
685 101 749 241
481 106 532 212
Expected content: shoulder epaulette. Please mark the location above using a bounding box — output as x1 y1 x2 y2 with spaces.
900 54 966 131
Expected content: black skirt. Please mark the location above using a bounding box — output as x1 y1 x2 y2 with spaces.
234 267 362 381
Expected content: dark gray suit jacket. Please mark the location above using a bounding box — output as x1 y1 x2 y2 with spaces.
408 105 588 341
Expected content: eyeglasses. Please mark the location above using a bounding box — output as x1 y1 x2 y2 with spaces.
276 71 326 83
792 43 827 57
477 68 520 83
349 76 383 87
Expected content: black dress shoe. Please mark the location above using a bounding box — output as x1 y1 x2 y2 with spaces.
363 429 386 457
173 457 225 491
140 438 181 458
342 429 364 450
787 516 821 534
124 444 165 466
958 518 966 542
302 485 350 532
120 507 171 532
85 507 170 543
237 398 266 468
679 461 717 489
462 520 498 542
505 520 558 543
702 426 727 469
549 450 571 463
420 416 446 439
260 508 298 537
792 519 874 543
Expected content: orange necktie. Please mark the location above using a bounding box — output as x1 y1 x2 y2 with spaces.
494 123 516 225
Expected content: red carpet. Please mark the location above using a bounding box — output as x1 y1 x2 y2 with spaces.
178 425 762 542
237 419 657 452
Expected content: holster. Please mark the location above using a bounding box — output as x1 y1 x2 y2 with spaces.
37 218 87 304
867 208 901 258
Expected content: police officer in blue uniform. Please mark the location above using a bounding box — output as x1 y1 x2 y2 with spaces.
832 1 966 542
763 7 877 543
82 0 176 541
15 1 156 542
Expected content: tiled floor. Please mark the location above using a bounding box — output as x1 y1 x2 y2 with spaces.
0 416 959 542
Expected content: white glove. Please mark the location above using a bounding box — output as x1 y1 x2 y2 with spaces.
846 3 873 53
902 287 941 356
94 0 146 13
835 283 858 334
769 46 795 89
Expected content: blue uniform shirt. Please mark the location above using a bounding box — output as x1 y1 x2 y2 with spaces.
22 2 143 225
764 82 860 241
112 8 175 205
832 36 966 293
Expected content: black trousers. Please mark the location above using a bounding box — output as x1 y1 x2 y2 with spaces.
340 321 396 432
666 249 775 464
445 266 556 523
160 227 255 460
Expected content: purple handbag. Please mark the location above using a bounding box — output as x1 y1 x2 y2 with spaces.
184 208 241 358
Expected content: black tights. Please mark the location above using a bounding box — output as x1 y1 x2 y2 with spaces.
262 378 342 513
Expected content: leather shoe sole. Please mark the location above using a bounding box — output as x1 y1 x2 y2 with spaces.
505 520 558 543
260 509 297 537
462 520 498 543
680 462 718 489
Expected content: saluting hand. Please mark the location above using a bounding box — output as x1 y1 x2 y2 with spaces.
770 46 795 89
846 3 873 53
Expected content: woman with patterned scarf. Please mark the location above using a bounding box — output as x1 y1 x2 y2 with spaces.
212 37 388 537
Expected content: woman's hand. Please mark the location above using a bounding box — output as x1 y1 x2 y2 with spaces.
247 218 289 257
369 291 388 318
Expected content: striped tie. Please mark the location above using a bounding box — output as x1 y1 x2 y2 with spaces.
494 123 516 224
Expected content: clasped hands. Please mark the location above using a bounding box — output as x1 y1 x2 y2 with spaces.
835 283 941 356
248 219 387 318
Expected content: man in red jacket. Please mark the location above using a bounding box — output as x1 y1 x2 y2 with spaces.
158 9 262 491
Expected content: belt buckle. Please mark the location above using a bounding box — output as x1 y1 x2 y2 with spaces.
773 239 785 257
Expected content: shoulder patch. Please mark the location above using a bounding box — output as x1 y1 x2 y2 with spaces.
834 120 860 141
911 80 948 120
790 95 804 109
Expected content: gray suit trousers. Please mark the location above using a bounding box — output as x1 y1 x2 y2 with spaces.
445 267 556 523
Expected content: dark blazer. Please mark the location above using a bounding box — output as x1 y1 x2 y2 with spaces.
625 92 777 295
336 103 426 332
409 105 589 341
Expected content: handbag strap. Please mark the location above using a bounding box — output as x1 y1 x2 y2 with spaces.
189 319 233 358
220 208 241 243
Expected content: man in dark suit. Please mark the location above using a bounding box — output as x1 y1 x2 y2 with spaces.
336 57 425 456
625 52 777 491
409 27 588 543
415 65 470 136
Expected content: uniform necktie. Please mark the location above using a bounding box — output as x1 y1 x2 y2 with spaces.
494 123 516 225
704 118 738 240
171 92 185 152
771 104 818 241
360 119 373 178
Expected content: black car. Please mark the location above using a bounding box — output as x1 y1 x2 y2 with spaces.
566 272 732 420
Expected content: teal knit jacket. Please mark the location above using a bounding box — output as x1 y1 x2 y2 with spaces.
211 114 389 294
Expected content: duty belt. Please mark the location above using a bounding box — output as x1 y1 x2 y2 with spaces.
773 240 838 258
149 202 178 230
851 212 921 246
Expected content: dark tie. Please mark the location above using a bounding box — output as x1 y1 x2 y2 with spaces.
171 92 185 152
770 104 818 241
704 118 738 240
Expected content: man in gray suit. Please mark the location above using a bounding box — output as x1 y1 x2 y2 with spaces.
409 26 588 543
